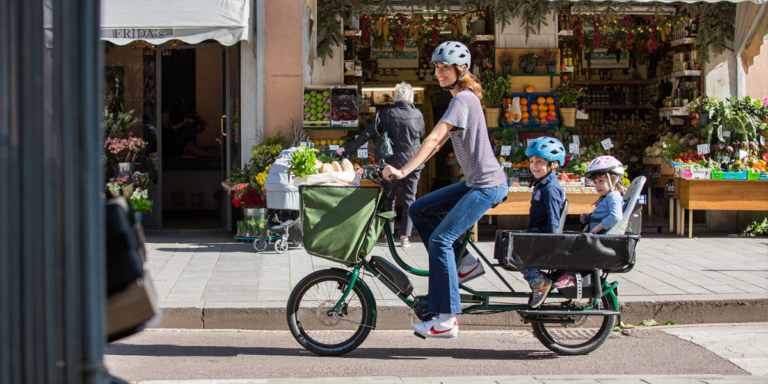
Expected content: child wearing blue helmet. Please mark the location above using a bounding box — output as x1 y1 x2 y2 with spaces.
522 136 566 308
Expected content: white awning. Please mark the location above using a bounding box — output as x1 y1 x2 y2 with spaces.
735 2 768 72
101 0 250 46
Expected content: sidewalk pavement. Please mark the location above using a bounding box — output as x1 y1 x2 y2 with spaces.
131 375 768 384
144 232 768 330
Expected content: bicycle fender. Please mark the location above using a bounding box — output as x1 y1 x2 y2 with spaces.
330 267 378 329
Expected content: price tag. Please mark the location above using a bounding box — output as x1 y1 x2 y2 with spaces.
569 143 580 155
723 131 731 138
502 162 512 168
357 149 368 158
601 138 614 150
761 136 766 146
572 135 580 145
739 149 748 159
329 145 339 150
697 144 710 155
689 138 698 145
300 142 308 148
500 145 512 156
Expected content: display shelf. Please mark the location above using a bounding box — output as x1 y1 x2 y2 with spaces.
360 81 439 88
659 107 689 118
470 35 494 44
488 126 578 132
673 70 701 78
304 126 354 130
671 38 695 46
571 78 655 85
584 105 653 110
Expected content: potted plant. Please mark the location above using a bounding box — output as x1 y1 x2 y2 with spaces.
498 51 514 75
552 81 586 127
129 187 153 225
541 49 559 74
479 71 512 128
688 96 719 127
518 52 543 74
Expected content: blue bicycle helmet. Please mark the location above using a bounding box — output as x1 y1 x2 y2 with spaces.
525 136 566 165
431 41 471 90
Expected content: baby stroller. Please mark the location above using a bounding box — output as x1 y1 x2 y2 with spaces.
253 148 303 254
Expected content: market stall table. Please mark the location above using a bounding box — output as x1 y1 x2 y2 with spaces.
472 191 600 241
675 178 768 238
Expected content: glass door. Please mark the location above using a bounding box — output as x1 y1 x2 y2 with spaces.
220 45 241 231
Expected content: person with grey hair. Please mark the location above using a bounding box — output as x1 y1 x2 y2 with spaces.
338 81 425 248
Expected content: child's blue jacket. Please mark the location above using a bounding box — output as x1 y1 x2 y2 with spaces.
527 172 565 234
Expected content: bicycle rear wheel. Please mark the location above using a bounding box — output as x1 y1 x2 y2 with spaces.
287 269 373 356
531 294 617 355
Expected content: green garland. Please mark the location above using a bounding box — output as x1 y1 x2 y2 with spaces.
316 0 736 65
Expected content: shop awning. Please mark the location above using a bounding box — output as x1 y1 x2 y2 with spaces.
101 0 251 46
735 2 768 72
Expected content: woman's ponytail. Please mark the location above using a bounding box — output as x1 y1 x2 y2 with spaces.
453 65 483 100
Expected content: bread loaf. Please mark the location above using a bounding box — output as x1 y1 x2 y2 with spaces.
331 161 342 172
321 163 334 174
341 159 354 172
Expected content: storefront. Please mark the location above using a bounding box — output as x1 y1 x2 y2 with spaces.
101 0 252 230
292 0 768 235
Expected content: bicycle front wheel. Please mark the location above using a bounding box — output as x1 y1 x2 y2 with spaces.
286 269 373 356
531 294 617 355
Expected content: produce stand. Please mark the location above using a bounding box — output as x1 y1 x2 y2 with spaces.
674 178 768 238
472 190 600 242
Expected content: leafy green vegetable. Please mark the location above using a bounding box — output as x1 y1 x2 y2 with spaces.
742 218 768 237
288 146 319 178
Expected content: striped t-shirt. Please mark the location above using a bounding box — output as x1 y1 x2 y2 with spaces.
440 89 508 189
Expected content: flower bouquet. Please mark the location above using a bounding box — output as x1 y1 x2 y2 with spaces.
130 188 153 214
105 134 148 163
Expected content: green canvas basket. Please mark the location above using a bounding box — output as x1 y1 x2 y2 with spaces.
299 185 384 266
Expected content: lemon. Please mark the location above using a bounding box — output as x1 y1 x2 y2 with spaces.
339 139 346 145
332 139 339 145
353 163 360 168
320 140 327 146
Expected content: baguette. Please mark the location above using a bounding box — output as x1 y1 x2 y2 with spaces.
321 163 334 174
331 161 342 172
341 159 354 172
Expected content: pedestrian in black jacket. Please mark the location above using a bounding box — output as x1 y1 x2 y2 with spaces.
338 82 425 248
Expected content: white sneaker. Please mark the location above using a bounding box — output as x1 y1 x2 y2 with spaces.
412 316 458 339
457 257 485 284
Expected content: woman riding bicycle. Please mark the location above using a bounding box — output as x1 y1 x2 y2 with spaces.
383 41 508 339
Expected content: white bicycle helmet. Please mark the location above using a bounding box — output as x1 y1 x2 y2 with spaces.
584 156 624 188
431 41 471 90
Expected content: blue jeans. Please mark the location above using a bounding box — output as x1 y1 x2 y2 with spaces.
409 180 508 314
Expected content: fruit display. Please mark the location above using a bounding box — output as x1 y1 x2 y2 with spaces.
330 86 359 127
303 86 332 127
502 93 558 127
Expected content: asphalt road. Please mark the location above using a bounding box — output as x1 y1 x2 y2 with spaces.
104 326 752 382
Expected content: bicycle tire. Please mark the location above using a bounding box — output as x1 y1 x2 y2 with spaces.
287 269 373 356
531 294 617 355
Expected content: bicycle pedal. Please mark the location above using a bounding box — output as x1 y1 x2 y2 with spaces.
413 332 426 340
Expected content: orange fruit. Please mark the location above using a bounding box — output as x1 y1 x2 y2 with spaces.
521 105 528 112
522 112 529 118
531 104 539 111
505 112 511 118
520 98 528 105
539 111 548 120
537 97 546 105
522 118 530 122
525 86 535 93
547 104 555 112
546 97 555 104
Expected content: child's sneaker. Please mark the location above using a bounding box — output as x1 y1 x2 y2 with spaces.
554 274 576 289
412 316 458 339
529 277 552 308
457 257 485 284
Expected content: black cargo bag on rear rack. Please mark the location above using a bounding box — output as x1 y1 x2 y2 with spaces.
494 230 639 273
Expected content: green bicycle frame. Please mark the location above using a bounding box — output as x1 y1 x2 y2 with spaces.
328 208 619 325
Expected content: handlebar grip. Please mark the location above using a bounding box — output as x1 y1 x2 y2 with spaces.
389 175 397 181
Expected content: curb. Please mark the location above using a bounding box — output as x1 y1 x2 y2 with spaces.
158 297 768 330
